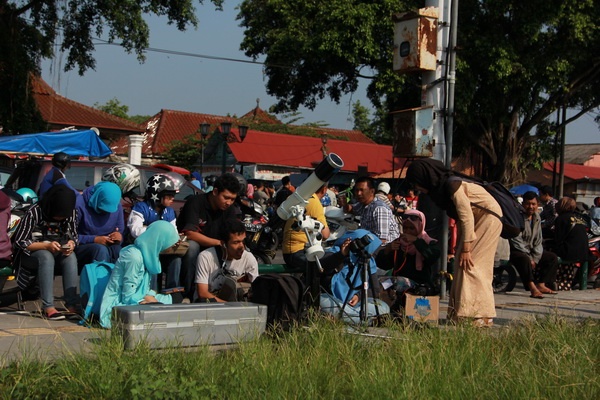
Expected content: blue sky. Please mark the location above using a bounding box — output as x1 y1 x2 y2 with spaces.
41 2 599 144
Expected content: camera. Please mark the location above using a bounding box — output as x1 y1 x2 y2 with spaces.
349 234 373 254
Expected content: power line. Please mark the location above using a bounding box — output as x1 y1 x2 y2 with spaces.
92 38 292 70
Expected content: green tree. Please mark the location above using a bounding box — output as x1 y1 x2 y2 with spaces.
0 0 223 133
94 98 130 120
163 134 205 172
238 0 600 183
352 100 372 137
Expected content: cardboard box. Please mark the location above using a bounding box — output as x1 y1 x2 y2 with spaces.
404 293 439 323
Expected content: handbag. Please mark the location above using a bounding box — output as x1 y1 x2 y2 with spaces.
160 239 190 256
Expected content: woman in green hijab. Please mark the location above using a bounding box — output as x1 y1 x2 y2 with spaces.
99 220 182 328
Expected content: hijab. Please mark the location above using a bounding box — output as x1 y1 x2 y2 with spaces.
87 181 121 214
134 220 179 275
406 159 462 219
39 184 77 220
399 209 436 271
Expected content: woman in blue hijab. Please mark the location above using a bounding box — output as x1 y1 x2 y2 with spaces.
74 181 125 268
100 220 182 328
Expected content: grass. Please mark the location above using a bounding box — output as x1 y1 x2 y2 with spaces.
0 315 599 399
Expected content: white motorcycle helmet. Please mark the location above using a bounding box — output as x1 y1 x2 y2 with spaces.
102 164 141 194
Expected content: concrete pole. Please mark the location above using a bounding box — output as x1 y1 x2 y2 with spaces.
128 134 144 165
423 0 453 299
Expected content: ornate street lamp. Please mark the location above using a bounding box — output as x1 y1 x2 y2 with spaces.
220 122 232 174
199 121 210 174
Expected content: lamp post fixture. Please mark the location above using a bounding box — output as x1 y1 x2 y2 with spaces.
321 133 328 158
199 121 210 175
220 122 232 174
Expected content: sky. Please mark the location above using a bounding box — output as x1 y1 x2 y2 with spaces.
41 2 599 144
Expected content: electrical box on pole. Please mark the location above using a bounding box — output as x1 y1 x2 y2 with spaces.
391 106 435 158
392 7 439 73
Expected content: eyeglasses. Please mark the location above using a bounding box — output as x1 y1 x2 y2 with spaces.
405 214 421 222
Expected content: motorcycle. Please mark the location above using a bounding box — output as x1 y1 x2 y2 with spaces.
323 206 360 248
236 196 278 264
586 236 600 289
492 261 518 293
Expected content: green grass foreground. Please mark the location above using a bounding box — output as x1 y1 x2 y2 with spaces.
1 316 598 399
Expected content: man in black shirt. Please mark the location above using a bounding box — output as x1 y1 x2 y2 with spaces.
274 175 294 208
176 173 240 300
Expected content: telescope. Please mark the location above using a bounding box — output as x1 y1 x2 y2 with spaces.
277 153 344 221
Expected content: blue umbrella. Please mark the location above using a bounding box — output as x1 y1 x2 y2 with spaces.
510 184 539 196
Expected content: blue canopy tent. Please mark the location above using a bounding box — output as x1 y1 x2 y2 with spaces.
510 184 539 196
0 130 112 158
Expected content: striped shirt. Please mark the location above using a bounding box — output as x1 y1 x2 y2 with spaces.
12 204 78 290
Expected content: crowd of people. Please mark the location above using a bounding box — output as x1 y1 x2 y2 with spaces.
0 153 594 328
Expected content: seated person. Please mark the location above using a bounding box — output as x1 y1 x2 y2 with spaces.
319 229 390 324
552 197 591 289
128 173 182 290
509 191 558 298
11 185 79 320
376 210 440 311
99 220 183 329
195 218 259 302
0 190 11 268
75 181 124 268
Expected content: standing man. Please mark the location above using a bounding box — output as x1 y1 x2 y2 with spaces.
539 185 558 237
340 177 400 245
177 173 241 300
375 182 395 212
509 191 558 298
282 183 330 270
195 219 259 302
274 176 294 208
39 152 76 197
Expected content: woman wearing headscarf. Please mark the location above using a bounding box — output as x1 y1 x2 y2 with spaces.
406 159 502 327
12 184 79 320
99 220 182 328
552 197 590 290
376 209 440 311
74 181 124 267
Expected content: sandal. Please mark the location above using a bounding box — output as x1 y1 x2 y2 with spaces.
43 310 65 321
530 293 544 299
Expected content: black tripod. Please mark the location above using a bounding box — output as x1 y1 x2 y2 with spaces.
339 249 381 324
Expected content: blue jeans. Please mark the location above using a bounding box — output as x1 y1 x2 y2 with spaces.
320 292 390 324
31 250 78 310
75 243 121 270
150 254 182 291
180 240 201 300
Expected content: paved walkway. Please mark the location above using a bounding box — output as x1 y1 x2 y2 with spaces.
1 278 599 364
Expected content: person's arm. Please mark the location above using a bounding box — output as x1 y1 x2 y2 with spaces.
195 250 225 301
121 255 146 305
127 210 147 239
185 231 221 247
414 238 441 264
451 184 475 270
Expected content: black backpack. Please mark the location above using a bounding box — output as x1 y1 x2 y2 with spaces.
250 274 305 330
449 176 525 239
474 181 526 239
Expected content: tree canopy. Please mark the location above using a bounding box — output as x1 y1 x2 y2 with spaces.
238 0 600 183
0 0 223 133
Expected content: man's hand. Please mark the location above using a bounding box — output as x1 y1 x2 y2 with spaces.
348 294 359 307
46 241 61 254
459 251 474 271
339 238 352 257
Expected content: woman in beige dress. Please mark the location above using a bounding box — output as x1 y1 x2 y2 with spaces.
406 159 501 327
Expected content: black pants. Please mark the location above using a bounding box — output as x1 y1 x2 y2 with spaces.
510 250 558 287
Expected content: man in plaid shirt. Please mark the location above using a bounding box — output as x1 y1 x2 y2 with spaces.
341 177 400 245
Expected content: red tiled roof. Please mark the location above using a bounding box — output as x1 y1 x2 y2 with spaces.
543 162 600 180
32 77 144 135
229 129 399 175
240 107 281 124
111 108 375 156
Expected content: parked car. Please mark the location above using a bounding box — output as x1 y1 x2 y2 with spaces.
0 166 13 188
4 159 201 215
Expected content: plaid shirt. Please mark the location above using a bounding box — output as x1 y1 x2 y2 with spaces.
352 198 400 243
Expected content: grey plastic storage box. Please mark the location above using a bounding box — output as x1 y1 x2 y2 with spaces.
112 302 267 349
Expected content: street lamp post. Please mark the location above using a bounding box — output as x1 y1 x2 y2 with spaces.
199 121 210 175
220 122 232 175
321 133 328 158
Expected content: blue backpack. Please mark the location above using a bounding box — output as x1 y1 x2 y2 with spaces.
79 261 115 321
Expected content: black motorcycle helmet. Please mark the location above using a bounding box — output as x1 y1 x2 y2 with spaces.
231 173 248 197
52 152 71 170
